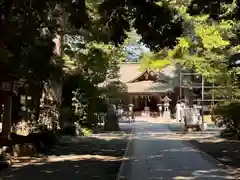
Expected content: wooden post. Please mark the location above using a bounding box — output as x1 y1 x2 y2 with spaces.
135 95 139 109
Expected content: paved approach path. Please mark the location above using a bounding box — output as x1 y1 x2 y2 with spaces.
118 118 236 180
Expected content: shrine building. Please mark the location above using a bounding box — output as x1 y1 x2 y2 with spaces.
117 63 180 116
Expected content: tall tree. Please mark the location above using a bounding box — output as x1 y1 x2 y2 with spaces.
166 4 240 100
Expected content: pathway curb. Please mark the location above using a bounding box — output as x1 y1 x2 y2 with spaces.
167 121 235 176
116 126 134 180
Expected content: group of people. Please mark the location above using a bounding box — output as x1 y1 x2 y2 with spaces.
175 100 203 124
158 102 170 117
116 105 135 121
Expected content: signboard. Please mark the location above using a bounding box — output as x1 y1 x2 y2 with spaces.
0 81 18 95
1 82 12 91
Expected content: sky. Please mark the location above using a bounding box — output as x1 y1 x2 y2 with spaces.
124 31 150 62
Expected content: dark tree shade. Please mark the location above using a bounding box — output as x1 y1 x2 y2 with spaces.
68 0 90 28
133 2 183 51
0 0 90 83
98 0 183 51
187 0 240 20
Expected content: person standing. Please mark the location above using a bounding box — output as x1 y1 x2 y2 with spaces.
158 104 163 117
180 100 186 123
176 101 181 122
161 103 164 117
128 104 134 122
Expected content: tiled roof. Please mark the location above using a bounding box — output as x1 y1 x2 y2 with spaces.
119 63 142 83
126 81 173 93
100 63 181 93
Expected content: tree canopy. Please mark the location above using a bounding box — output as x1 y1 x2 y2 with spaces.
2 0 240 131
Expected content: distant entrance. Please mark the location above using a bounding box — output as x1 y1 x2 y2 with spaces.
129 94 173 117
130 94 159 117
119 64 175 117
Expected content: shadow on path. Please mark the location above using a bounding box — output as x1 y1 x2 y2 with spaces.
190 138 240 170
6 136 129 180
119 136 239 179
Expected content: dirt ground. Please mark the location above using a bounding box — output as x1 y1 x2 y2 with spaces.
4 133 130 180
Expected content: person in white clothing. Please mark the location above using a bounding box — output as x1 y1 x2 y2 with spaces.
180 101 186 123
176 101 181 122
158 104 163 117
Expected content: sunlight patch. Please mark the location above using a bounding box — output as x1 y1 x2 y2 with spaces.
173 176 194 180
12 155 129 167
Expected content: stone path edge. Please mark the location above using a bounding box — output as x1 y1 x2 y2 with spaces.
116 127 134 180
184 139 238 179
167 123 236 176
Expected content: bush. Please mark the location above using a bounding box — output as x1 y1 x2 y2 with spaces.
59 107 77 127
61 122 83 136
213 101 240 136
82 128 93 136
61 125 77 136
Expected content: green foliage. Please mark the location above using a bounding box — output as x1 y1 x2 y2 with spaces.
213 101 240 137
71 82 95 125
63 3 129 128
0 0 91 84
2 0 240 86
165 4 239 89
61 125 77 136
68 41 125 127
187 0 239 21
82 128 93 136
59 106 76 124
98 0 183 51
140 51 171 70
101 81 128 106
5 0 240 133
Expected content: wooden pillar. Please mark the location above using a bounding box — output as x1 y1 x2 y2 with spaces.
158 94 161 104
132 95 135 107
144 96 146 106
1 94 12 139
135 95 139 109
129 95 133 104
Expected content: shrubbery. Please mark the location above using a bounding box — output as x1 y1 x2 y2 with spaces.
213 101 240 138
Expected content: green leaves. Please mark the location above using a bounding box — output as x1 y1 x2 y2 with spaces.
98 0 184 51
140 52 171 71
164 2 240 101
101 81 128 105
195 24 229 49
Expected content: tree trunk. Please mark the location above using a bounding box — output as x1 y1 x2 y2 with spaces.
31 83 43 121
1 94 12 139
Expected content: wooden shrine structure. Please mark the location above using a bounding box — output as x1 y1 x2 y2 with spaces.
117 63 178 116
